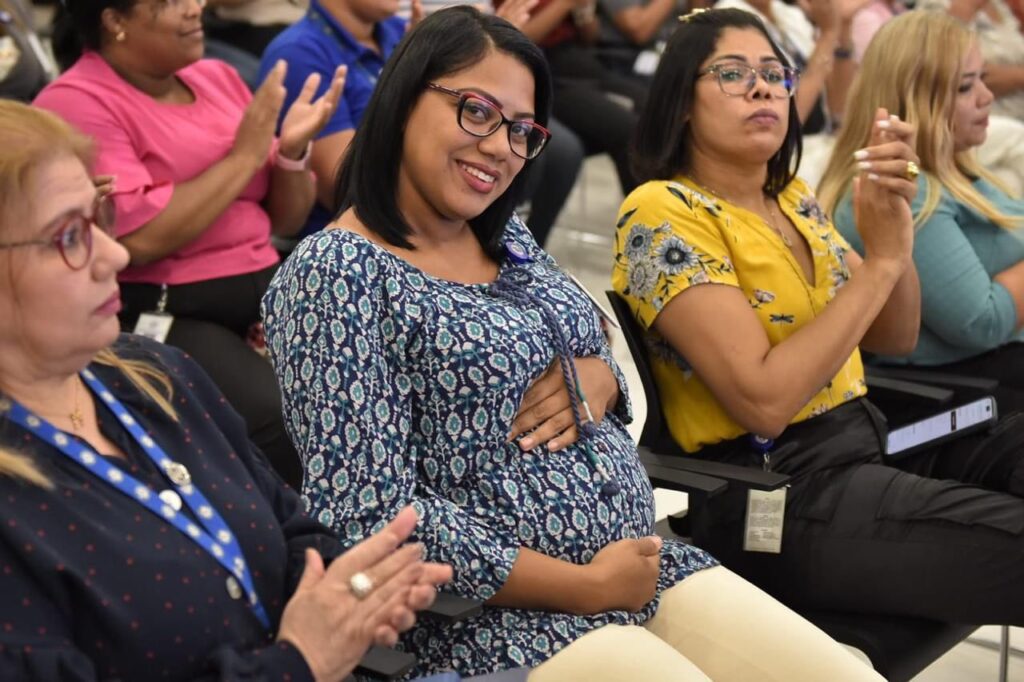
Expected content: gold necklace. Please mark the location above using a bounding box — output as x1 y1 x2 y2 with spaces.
687 176 792 247
68 378 84 432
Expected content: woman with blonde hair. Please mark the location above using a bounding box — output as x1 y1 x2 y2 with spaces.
819 10 1024 410
0 99 451 681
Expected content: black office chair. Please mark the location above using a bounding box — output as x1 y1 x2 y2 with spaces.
605 290 987 682
353 593 483 680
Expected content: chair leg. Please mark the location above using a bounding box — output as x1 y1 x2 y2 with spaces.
998 625 1010 682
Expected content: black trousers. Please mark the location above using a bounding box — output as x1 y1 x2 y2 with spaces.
544 44 646 195
691 398 1024 624
119 266 302 488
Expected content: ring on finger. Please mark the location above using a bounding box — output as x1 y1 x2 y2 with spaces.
349 571 375 600
904 160 920 181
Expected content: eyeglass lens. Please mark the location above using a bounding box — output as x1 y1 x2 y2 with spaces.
57 197 116 270
457 95 548 159
714 63 797 97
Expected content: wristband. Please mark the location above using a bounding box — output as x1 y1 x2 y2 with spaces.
274 141 312 172
833 46 854 60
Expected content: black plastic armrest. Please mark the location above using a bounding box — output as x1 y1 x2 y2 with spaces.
353 646 417 680
641 459 728 498
865 375 954 405
865 365 999 392
638 446 789 491
422 592 483 624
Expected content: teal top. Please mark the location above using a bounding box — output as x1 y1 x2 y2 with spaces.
834 175 1024 365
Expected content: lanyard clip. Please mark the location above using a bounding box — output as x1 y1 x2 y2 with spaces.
748 434 774 472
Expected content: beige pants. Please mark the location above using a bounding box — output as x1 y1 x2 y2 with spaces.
529 565 882 682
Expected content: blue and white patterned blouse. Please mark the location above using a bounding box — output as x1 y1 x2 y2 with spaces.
262 215 717 676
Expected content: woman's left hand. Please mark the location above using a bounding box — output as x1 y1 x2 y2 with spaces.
278 65 347 161
508 357 618 452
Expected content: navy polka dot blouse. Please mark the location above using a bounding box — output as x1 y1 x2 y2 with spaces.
0 335 341 681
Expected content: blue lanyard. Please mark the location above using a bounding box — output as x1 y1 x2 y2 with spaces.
0 369 270 631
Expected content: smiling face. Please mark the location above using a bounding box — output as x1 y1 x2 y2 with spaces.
952 43 994 152
106 0 206 74
396 48 534 230
688 27 791 167
0 154 130 375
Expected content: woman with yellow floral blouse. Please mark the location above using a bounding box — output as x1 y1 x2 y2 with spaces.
614 8 1024 625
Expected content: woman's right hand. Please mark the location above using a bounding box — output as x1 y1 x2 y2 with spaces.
276 506 453 682
853 107 918 265
584 536 662 613
232 60 289 168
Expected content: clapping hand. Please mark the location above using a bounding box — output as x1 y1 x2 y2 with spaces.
278 64 347 162
276 506 452 682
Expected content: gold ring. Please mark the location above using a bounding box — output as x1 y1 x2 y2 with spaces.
904 161 920 181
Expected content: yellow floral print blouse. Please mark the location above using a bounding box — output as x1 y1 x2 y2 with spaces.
612 176 867 453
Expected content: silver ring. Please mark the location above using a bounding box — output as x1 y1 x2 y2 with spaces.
349 571 375 600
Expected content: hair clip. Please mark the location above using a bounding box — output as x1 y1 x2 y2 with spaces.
679 7 709 22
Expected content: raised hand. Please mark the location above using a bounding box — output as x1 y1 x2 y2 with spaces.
276 506 452 682
233 59 289 167
496 0 540 29
278 65 347 161
853 107 918 263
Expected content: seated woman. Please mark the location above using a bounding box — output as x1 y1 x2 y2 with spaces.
263 7 884 681
821 10 1024 412
0 100 450 681
34 0 346 487
614 7 1024 626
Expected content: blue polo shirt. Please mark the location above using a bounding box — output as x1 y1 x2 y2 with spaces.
258 3 406 236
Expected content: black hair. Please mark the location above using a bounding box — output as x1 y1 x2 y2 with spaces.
52 0 135 71
632 8 802 196
333 6 552 261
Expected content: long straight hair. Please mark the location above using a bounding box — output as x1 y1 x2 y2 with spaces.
0 101 177 487
333 6 552 261
632 8 802 196
817 11 1019 229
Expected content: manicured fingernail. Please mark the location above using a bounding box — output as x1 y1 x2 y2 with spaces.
857 161 871 170
520 437 534 449
868 173 880 181
547 440 558 451
853 149 869 160
876 119 891 129
889 114 899 121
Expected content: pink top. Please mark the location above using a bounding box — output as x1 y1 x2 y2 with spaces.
34 53 279 285
851 0 903 62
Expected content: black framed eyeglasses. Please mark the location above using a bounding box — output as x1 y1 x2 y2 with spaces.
0 196 116 270
699 62 800 98
426 82 551 160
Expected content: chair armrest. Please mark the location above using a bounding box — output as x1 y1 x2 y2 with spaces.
638 446 789 491
866 365 999 392
865 375 954 405
353 646 417 680
421 592 483 624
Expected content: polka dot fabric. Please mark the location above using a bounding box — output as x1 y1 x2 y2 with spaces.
0 336 335 681
262 215 718 677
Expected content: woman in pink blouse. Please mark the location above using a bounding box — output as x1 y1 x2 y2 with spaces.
36 0 345 487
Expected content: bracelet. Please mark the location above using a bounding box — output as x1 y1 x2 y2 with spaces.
833 45 854 60
274 141 312 172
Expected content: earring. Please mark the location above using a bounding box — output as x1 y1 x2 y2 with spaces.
115 30 126 42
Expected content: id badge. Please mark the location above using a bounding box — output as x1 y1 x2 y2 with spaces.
133 312 174 343
743 487 786 554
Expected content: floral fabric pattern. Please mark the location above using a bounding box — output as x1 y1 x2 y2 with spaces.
612 177 867 453
262 215 717 677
